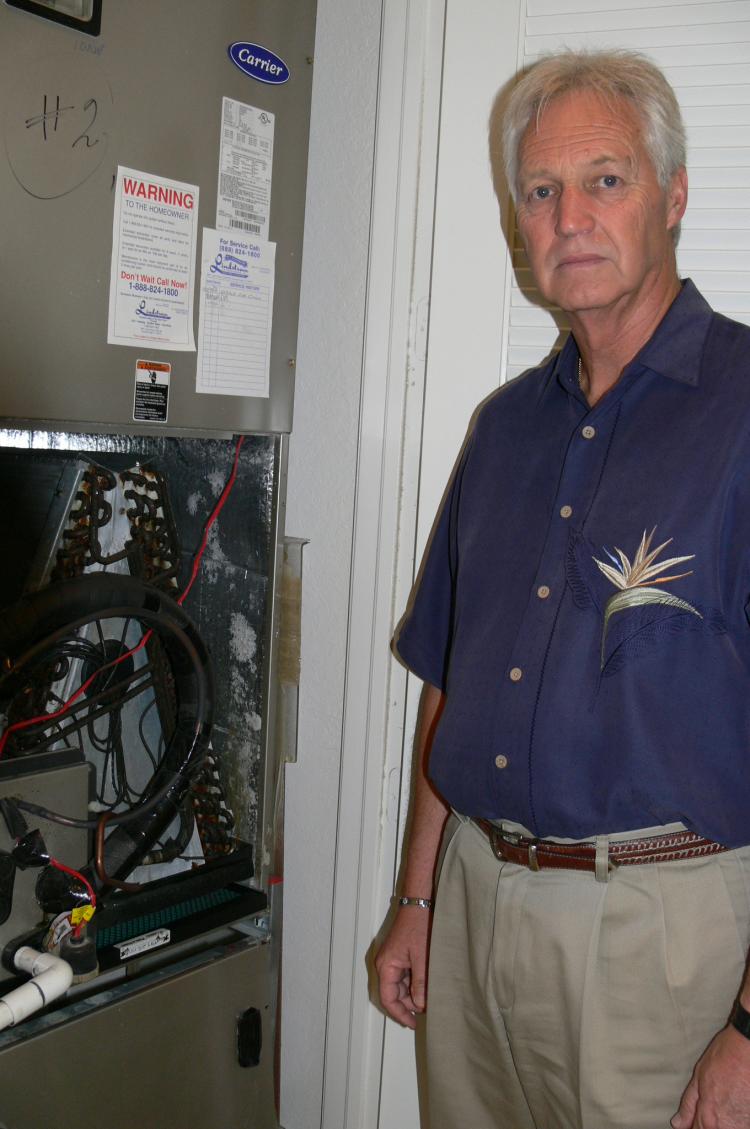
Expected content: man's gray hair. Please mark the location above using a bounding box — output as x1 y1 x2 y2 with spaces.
502 49 687 203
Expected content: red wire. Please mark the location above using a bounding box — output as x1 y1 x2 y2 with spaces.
177 435 245 606
48 857 96 910
0 436 245 759
0 629 153 759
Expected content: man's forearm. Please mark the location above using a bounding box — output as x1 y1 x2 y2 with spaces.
375 681 450 1026
399 682 450 898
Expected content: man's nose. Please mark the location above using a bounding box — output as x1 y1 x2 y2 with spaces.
554 187 594 237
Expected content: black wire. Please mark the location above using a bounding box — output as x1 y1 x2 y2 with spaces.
15 760 195 829
136 696 160 774
7 596 210 830
99 717 129 807
15 621 165 810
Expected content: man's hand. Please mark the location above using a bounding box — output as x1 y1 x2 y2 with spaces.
672 1025 750 1129
375 906 432 1030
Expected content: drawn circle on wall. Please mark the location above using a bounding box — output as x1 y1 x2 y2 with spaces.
4 53 112 199
227 42 290 85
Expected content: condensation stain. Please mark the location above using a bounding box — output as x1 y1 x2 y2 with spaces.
229 662 250 707
201 525 230 582
229 620 258 721
226 756 258 843
230 665 243 705
186 491 201 516
208 469 225 497
229 611 257 665
224 611 262 842
208 523 228 556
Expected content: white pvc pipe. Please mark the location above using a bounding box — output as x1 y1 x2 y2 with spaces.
0 946 73 1031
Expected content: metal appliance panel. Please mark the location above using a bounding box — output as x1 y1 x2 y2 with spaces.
0 0 316 435
0 938 276 1129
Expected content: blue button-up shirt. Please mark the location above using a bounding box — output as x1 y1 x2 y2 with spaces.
396 281 750 847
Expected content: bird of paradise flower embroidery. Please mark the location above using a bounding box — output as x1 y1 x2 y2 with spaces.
592 528 701 668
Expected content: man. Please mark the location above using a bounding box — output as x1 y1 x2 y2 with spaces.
375 50 750 1129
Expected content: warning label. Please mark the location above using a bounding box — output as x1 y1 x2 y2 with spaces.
134 358 170 423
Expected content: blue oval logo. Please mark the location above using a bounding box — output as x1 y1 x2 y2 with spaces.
228 42 290 85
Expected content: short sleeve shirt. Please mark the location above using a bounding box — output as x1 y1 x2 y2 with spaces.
396 281 750 847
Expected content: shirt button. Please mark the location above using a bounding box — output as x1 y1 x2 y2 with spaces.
495 754 509 770
537 585 550 599
582 425 596 439
560 505 573 519
509 667 523 682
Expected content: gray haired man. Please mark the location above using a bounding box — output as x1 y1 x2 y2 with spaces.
377 50 750 1129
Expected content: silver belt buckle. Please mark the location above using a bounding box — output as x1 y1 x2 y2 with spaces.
487 825 509 860
488 826 541 872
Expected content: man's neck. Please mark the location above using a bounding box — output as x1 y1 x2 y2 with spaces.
573 273 681 407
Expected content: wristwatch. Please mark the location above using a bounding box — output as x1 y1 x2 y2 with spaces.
396 896 433 910
731 1000 750 1041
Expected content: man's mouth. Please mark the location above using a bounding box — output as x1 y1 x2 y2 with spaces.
556 254 606 268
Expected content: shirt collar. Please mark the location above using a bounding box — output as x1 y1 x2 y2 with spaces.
634 278 713 386
553 278 714 395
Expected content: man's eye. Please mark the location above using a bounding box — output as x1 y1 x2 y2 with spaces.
599 174 620 188
530 185 552 201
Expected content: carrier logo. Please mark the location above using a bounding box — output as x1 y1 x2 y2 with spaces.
228 42 290 85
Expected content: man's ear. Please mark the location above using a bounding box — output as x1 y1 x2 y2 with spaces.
666 166 688 232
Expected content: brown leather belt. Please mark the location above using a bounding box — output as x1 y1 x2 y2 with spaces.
473 818 728 873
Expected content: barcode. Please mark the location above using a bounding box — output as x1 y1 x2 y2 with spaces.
234 208 265 222
230 220 261 233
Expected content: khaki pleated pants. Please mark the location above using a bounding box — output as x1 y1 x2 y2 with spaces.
426 816 750 1129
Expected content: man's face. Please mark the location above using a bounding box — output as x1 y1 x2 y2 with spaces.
515 89 687 319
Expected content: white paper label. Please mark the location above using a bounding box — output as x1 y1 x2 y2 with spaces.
115 927 171 960
108 166 199 351
196 228 275 398
216 98 274 240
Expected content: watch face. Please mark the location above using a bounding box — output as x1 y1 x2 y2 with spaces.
5 0 102 36
733 1002 750 1040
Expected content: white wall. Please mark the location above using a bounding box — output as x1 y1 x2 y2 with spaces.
281 1 383 1126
